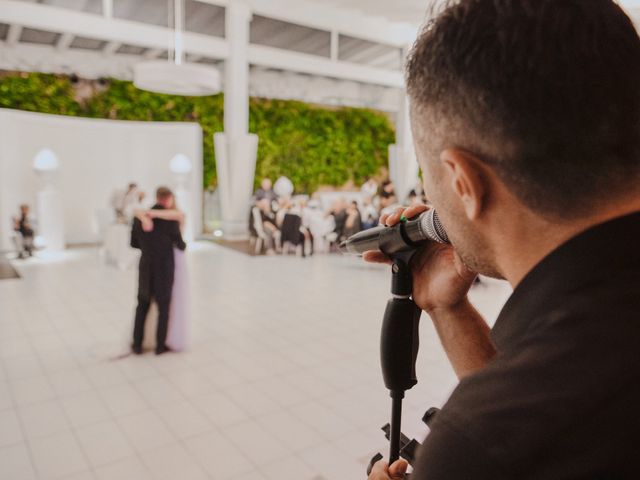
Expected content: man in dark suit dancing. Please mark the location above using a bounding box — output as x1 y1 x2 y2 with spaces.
130 186 186 355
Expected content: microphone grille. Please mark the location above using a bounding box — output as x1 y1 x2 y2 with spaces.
422 209 450 244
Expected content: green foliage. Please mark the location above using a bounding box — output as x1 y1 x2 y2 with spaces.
0 72 394 191
0 72 82 116
249 98 395 193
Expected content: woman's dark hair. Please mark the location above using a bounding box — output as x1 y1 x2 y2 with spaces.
407 0 640 217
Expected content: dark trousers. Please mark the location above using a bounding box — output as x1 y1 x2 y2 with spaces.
132 256 174 350
19 228 34 255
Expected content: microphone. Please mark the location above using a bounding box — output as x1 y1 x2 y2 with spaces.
339 209 450 257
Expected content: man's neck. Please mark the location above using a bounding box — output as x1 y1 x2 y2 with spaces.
495 197 640 287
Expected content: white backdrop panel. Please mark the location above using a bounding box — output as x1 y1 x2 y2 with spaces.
0 109 203 251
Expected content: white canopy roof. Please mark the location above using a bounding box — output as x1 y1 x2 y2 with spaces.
0 0 422 87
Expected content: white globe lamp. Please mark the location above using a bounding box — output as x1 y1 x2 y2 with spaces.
33 148 59 172
169 153 193 174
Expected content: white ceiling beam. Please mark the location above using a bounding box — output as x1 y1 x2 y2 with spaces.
0 0 229 59
0 0 402 88
103 41 121 55
56 32 75 51
248 44 403 88
199 0 417 47
6 24 22 46
0 41 141 79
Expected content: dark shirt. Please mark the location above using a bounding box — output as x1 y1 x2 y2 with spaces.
414 211 640 479
130 205 186 264
380 190 395 199
332 210 347 239
255 188 278 203
18 214 33 236
259 209 277 229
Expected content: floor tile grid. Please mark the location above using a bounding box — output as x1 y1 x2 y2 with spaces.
1 255 178 476
1 245 512 480
3 255 330 476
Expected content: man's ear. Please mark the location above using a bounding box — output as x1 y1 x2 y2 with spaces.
440 148 487 220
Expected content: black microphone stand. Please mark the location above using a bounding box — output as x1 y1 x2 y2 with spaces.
365 243 439 478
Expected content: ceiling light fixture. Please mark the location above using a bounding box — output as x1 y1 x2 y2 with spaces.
133 0 221 96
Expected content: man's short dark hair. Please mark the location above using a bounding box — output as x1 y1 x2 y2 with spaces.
407 0 640 218
156 186 173 201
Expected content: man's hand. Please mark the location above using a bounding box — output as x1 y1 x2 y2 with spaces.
141 213 154 233
364 204 476 313
368 459 409 480
364 204 495 378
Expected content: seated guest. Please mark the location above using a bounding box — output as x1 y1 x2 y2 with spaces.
342 201 363 240
295 199 314 255
275 197 292 228
329 198 348 243
12 204 35 259
124 191 147 223
256 198 280 255
407 190 423 206
111 183 138 223
407 180 425 204
279 199 314 257
361 177 379 198
360 196 379 230
378 180 397 210
255 178 278 206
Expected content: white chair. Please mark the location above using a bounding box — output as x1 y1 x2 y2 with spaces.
249 207 267 255
249 207 281 255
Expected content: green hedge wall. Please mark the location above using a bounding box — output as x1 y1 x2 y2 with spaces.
0 72 395 192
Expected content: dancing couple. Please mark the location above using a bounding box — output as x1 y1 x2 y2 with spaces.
130 186 189 355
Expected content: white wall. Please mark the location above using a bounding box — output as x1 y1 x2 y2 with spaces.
0 109 203 251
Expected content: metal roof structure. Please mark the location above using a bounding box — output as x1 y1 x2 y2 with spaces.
0 0 424 87
1 0 638 106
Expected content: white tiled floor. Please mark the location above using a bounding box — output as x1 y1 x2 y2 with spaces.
0 243 512 480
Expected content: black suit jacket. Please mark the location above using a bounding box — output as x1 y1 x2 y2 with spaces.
130 205 186 265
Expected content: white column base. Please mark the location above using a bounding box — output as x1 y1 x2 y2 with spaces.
214 132 259 239
36 188 65 251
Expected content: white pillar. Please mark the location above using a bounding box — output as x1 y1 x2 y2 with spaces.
216 1 259 238
389 89 419 203
170 153 193 242
33 149 65 251
225 2 250 137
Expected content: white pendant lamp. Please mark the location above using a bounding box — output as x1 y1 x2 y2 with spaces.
133 0 221 96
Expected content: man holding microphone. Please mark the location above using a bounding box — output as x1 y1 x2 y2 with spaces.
366 0 640 478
